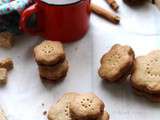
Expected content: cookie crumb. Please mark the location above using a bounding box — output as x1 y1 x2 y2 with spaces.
41 103 44 106
43 111 47 116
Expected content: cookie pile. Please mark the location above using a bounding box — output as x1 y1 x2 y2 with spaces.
99 44 135 82
131 50 160 102
34 40 69 81
48 92 109 120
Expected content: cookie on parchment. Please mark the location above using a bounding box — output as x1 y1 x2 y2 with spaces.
39 60 69 80
34 40 65 65
98 44 135 82
70 93 105 120
131 50 160 101
48 92 79 120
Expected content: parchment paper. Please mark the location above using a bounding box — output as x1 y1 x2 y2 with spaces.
0 0 160 120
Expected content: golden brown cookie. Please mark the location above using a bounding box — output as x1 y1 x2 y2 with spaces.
34 40 65 65
98 44 135 82
70 93 105 120
0 58 13 71
131 50 160 95
39 60 69 80
98 111 110 120
48 92 79 120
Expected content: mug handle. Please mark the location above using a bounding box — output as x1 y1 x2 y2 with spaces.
20 3 39 35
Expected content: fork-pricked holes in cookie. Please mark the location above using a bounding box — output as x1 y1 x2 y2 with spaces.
80 98 94 111
145 59 160 78
64 104 71 119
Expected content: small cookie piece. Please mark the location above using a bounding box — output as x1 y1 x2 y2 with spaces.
131 50 160 95
39 60 69 80
98 111 109 120
0 109 7 120
0 58 13 71
98 44 135 82
70 93 105 120
48 92 79 120
0 32 14 48
34 40 65 65
0 68 7 84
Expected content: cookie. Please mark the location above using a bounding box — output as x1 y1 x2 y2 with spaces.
0 68 7 84
0 32 14 48
39 60 69 80
98 44 135 82
70 93 105 120
48 92 79 120
131 50 160 95
0 58 13 71
98 111 109 120
0 109 7 120
34 40 65 65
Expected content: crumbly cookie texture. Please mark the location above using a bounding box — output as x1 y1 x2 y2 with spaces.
48 92 79 120
98 44 135 82
70 93 105 120
0 58 13 71
0 32 14 48
39 60 68 80
34 40 65 65
0 68 7 84
0 109 7 120
131 50 160 94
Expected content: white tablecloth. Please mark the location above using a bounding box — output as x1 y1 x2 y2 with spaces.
0 0 160 120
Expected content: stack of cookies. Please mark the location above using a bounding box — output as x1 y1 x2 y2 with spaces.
131 50 160 102
34 40 69 81
48 92 109 120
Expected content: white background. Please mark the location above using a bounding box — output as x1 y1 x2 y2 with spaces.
0 0 160 120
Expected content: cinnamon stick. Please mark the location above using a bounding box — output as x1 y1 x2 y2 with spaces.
91 3 120 24
105 0 119 11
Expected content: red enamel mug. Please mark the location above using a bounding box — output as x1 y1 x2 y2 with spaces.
20 0 91 43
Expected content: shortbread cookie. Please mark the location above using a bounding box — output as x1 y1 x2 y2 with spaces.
131 50 160 95
98 44 135 82
0 108 7 120
0 58 13 71
98 111 109 120
39 60 68 80
70 93 105 120
34 40 65 65
0 68 7 84
0 32 14 48
48 92 79 120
